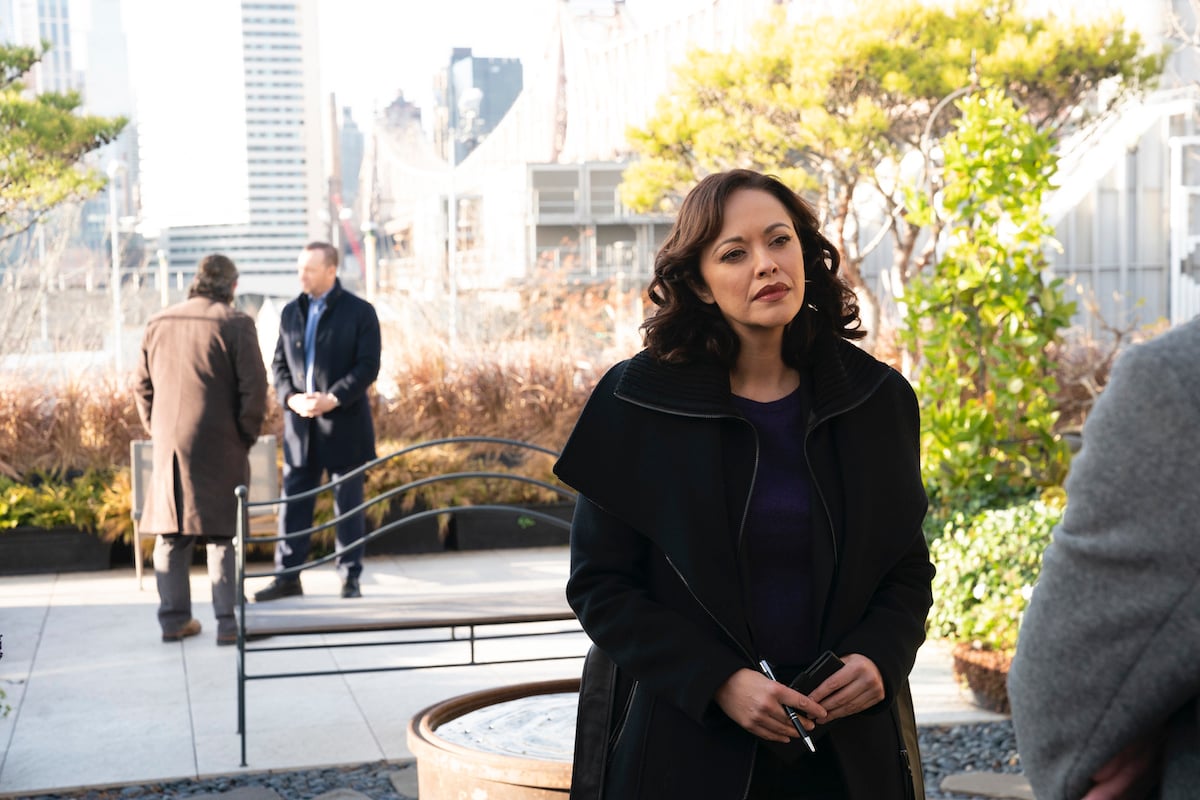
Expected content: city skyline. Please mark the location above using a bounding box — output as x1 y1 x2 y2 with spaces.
316 0 690 125
59 0 688 129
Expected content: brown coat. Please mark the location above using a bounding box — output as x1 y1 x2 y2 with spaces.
134 296 268 537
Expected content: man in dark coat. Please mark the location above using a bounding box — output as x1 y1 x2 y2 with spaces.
254 241 381 601
135 254 268 644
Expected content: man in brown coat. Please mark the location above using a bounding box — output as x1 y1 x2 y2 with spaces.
134 254 268 644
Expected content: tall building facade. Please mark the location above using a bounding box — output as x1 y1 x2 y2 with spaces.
434 48 523 165
3 0 76 92
338 106 364 211
130 0 325 296
80 0 137 249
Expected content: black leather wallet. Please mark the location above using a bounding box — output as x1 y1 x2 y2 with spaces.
789 649 845 696
760 650 845 763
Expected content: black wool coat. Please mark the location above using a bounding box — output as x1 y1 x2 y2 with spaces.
272 279 381 471
555 335 933 800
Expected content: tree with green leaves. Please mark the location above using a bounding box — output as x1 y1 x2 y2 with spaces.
0 43 127 243
621 0 1162 345
901 87 1074 517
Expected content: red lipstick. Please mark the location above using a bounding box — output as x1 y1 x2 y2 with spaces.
754 282 789 301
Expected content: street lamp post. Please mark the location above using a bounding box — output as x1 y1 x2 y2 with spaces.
360 220 378 305
156 249 169 308
918 55 978 201
447 154 458 349
107 160 126 374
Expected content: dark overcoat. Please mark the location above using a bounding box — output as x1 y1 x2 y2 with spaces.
271 279 381 471
555 334 933 800
134 296 268 537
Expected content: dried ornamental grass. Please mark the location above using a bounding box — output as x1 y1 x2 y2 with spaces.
373 345 598 448
0 379 141 478
2 340 605 534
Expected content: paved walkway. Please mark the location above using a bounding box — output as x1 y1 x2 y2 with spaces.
0 546 1010 797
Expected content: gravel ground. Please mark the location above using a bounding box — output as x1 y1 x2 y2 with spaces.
5 721 1021 800
921 721 1023 799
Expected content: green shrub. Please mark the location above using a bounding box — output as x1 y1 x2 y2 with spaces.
902 88 1074 516
928 493 1064 653
0 470 112 531
364 439 565 525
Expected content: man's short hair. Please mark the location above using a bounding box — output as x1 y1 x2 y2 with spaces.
305 241 339 269
189 254 238 303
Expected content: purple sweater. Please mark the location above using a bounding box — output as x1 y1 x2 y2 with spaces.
733 388 816 667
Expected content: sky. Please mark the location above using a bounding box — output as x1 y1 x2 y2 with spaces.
65 0 1154 132
316 0 554 124
309 0 1159 127
315 0 685 125
61 0 693 131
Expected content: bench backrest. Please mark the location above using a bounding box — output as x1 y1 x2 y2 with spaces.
130 435 280 521
236 436 578 580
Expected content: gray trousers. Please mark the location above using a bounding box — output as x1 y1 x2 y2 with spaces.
154 534 236 638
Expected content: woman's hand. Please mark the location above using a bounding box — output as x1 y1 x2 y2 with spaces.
805 653 885 723
714 668 828 742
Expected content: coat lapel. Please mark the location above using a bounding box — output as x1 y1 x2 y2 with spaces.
557 341 894 658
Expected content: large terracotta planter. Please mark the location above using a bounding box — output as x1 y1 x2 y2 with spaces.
0 526 113 575
951 642 1013 714
408 678 577 799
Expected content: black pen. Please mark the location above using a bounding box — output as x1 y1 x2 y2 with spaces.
758 659 817 753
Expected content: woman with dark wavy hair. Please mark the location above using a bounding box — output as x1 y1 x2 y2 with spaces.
555 169 933 799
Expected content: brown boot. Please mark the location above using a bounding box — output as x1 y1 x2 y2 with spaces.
162 618 202 642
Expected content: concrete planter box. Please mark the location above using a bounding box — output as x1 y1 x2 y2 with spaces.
367 503 447 555
447 502 573 551
0 526 113 575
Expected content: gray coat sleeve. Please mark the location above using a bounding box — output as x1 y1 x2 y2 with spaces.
1007 322 1200 800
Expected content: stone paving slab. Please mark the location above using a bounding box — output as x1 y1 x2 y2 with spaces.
941 771 1034 799
0 549 1002 796
189 787 284 800
310 790 374 800
388 763 419 798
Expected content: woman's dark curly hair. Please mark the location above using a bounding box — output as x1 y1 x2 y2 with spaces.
188 253 238 304
642 169 863 368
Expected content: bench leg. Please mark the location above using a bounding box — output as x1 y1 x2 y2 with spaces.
238 637 247 766
135 530 145 590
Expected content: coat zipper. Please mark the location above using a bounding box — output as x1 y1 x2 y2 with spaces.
618 395 763 799
801 369 891 570
618 382 884 800
804 413 839 569
618 393 760 663
805 374 911 800
890 700 917 799
659 552 759 800
607 680 638 754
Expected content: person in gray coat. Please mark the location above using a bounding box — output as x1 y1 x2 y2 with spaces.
1007 316 1200 799
134 254 268 644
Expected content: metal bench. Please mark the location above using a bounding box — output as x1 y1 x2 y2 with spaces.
232 436 584 766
